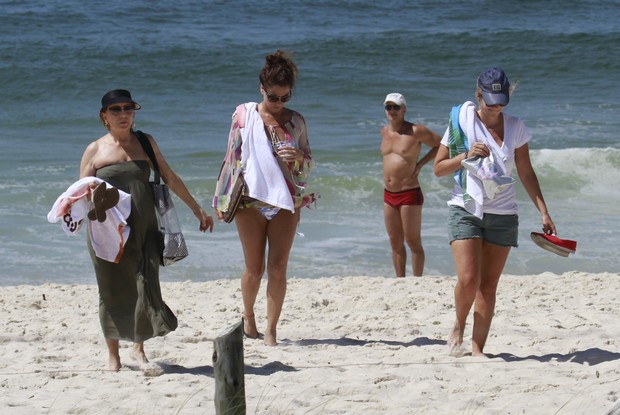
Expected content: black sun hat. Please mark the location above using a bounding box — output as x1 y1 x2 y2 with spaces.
100 89 141 111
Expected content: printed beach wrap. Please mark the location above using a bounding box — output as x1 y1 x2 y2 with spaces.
212 103 318 216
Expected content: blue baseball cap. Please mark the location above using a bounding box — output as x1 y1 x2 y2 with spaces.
477 67 510 106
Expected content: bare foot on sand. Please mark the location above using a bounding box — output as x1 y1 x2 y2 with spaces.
264 330 277 346
448 322 465 357
130 343 163 377
130 344 149 365
108 355 121 372
106 339 121 371
139 362 164 377
471 344 488 358
470 351 489 359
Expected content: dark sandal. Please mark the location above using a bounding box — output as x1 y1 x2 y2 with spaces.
242 314 262 339
88 182 120 223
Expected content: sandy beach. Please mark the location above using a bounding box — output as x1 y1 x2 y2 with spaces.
1 272 619 414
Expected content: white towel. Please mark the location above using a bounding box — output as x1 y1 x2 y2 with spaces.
240 103 294 212
459 101 512 218
48 177 132 263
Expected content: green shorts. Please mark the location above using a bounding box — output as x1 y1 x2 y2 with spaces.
447 206 519 247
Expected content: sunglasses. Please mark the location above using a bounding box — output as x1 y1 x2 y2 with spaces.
107 105 135 114
264 89 292 103
384 104 401 111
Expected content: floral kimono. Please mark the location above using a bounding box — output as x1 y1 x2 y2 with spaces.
212 102 317 215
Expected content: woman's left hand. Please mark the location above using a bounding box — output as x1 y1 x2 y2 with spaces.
277 147 303 163
195 208 214 232
541 212 556 235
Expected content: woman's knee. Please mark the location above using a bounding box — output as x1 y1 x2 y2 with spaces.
267 261 288 279
457 272 480 293
478 278 500 297
243 264 265 281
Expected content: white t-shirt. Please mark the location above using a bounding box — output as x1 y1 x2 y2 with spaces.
440 112 531 215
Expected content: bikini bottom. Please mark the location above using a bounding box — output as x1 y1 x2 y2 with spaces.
258 207 280 221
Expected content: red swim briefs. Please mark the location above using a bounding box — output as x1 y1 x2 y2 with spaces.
384 187 424 208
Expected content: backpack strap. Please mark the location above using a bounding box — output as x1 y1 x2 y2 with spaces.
134 130 161 184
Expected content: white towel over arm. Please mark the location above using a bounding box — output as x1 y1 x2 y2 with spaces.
47 177 132 263
240 103 295 212
458 101 513 217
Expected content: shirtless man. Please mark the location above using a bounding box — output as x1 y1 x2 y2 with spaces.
381 93 441 277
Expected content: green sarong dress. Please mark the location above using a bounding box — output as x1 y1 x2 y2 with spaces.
87 160 177 342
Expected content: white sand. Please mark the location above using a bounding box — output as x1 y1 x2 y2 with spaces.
1 272 619 414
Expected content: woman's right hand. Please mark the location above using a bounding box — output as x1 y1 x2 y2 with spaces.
468 142 490 158
541 212 557 235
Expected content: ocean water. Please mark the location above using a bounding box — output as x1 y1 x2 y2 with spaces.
1 0 619 286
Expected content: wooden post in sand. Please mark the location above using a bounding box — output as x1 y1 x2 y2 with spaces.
213 319 246 414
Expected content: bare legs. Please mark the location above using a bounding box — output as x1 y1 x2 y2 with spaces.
106 339 121 371
236 207 300 346
450 238 511 356
105 340 148 371
384 203 425 277
130 342 148 366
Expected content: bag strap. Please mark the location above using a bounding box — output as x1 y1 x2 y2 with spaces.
135 130 161 184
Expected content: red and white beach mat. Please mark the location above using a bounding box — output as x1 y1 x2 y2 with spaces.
530 232 577 257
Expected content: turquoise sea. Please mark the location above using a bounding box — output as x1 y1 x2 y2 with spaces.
1 0 619 285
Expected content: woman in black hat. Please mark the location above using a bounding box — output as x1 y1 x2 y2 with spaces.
79 89 213 372
434 68 556 357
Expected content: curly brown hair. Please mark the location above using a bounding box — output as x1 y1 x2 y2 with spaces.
259 50 298 90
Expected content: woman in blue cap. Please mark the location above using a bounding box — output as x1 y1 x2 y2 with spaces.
434 68 557 357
